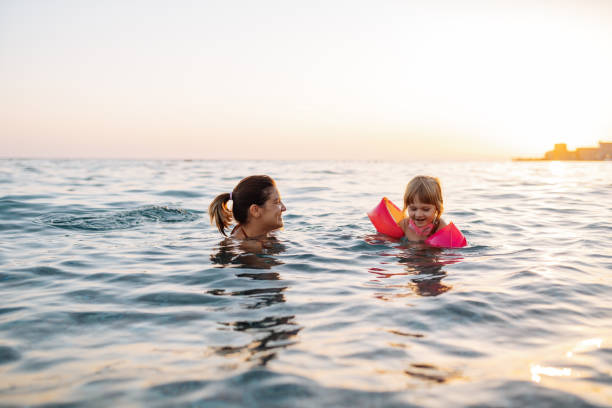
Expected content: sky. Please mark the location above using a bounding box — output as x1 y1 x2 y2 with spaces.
1 0 612 160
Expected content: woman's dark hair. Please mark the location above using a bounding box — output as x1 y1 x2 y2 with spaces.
209 175 276 236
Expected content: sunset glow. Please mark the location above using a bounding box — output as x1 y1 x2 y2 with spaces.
1 1 611 159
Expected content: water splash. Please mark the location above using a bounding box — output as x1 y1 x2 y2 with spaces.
38 205 199 231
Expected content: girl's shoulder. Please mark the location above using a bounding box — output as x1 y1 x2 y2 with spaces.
435 218 448 232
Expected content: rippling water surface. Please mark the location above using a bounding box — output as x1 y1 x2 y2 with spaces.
1 159 611 407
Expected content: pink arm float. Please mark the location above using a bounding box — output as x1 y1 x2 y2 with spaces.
424 222 467 248
367 197 467 248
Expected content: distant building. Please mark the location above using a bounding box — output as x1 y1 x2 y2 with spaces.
599 142 612 160
575 147 599 160
540 141 612 161
544 143 576 160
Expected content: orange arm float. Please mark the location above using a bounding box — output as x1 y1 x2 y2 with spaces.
367 197 405 238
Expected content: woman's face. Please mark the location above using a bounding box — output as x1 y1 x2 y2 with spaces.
259 187 286 231
407 196 437 228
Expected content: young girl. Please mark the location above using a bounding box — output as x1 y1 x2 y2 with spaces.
209 175 286 239
399 175 447 242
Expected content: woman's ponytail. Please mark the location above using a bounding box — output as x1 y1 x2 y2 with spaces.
209 193 233 236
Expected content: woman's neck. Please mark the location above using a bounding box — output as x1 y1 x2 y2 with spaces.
238 223 269 239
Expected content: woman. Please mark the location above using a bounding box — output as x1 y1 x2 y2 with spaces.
209 175 286 239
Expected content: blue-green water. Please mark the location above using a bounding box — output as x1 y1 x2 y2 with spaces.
1 159 611 407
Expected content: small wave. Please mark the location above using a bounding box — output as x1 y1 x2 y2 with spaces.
0 345 21 365
156 190 203 198
289 186 332 193
39 206 199 231
149 380 210 397
135 291 225 306
1 194 53 201
0 198 49 218
68 311 157 325
0 307 26 316
311 169 344 175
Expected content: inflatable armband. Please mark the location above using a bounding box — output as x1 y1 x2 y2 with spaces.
368 197 468 248
425 222 467 248
367 197 405 238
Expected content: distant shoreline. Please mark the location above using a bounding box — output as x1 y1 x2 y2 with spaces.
512 158 611 162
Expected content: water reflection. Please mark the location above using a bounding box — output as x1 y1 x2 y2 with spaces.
208 237 301 366
530 364 572 383
369 243 463 298
215 315 301 366
398 248 452 296
368 243 467 385
528 337 605 386
207 287 287 309
210 237 285 270
403 363 462 384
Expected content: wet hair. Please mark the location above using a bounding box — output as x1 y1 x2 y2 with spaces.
209 175 276 236
403 175 444 225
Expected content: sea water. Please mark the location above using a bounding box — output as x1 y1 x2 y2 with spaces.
1 159 611 407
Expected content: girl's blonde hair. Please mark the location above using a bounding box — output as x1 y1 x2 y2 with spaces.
403 175 444 224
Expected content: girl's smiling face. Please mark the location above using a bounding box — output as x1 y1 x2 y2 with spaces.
407 196 437 228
